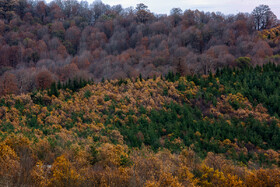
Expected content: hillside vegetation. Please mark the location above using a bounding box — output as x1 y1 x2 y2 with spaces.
0 0 280 96
0 64 280 186
261 25 280 43
1 1 280 186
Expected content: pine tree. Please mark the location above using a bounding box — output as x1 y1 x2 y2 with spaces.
57 81 62 90
139 74 142 81
49 82 59 97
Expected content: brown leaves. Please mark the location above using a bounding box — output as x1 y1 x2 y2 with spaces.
35 70 54 90
0 143 20 183
0 72 18 95
209 93 278 123
245 168 280 187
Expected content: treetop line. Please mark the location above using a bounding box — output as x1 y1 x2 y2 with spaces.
0 1 279 96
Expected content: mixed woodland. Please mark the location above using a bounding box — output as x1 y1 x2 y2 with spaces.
0 0 280 95
0 64 280 186
0 0 280 186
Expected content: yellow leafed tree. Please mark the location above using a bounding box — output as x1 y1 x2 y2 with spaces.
0 143 20 185
49 155 82 187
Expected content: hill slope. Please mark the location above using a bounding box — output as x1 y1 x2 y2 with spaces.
261 25 280 43
1 1 280 96
0 64 280 186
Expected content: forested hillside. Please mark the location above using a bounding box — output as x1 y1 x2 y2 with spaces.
0 64 280 186
1 0 280 186
0 0 279 96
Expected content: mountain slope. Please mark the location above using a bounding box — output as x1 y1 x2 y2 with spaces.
0 64 280 186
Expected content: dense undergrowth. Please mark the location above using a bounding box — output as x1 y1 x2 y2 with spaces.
0 63 280 186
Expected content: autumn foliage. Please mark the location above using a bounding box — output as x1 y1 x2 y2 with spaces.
0 1 279 96
0 1 280 186
1 63 280 186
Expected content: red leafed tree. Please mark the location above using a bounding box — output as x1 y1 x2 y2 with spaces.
51 21 65 39
35 70 54 90
59 63 79 81
135 3 153 23
65 26 81 48
49 2 64 20
36 1 47 23
0 20 5 33
0 45 20 67
0 72 18 95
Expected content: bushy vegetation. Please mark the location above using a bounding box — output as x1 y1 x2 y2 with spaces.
0 64 280 186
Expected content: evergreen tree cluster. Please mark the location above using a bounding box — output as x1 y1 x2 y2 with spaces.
48 78 94 97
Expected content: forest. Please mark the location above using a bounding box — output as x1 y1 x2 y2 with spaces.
0 0 280 95
1 0 280 186
0 64 280 186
